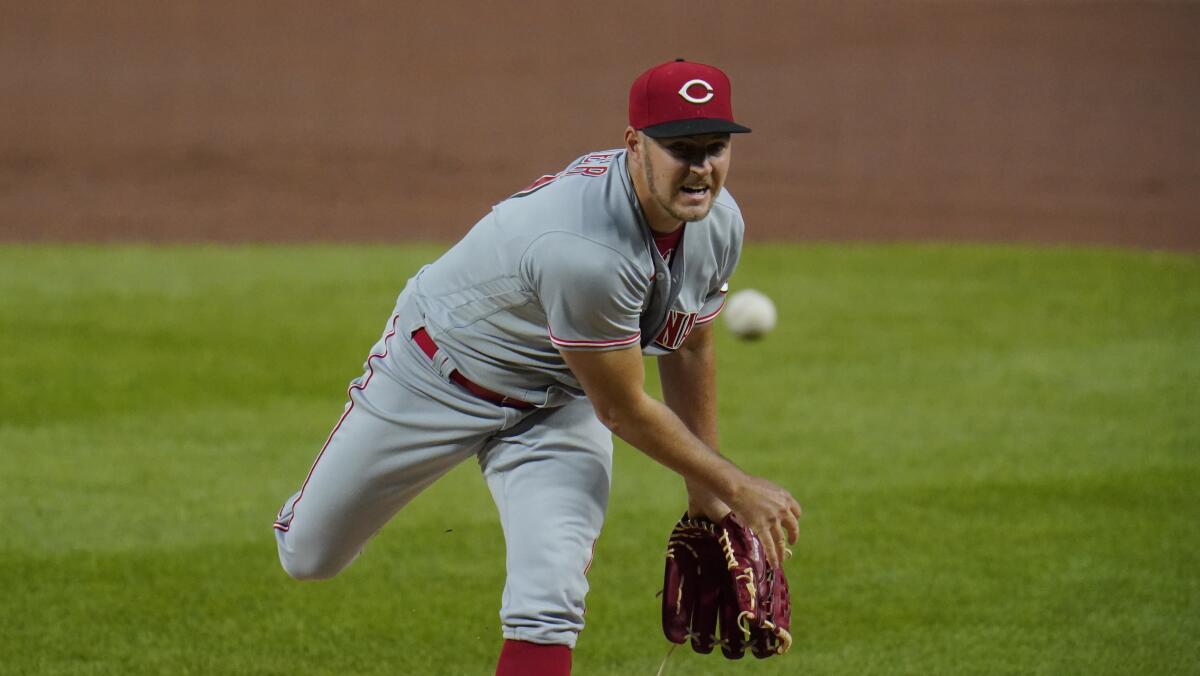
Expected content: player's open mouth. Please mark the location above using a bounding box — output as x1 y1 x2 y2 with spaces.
680 186 709 195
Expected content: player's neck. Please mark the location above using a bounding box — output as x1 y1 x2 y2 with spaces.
647 217 684 234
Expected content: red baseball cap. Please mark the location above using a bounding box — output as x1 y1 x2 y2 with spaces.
628 59 751 138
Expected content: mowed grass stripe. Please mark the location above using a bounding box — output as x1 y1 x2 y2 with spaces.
1 244 1196 675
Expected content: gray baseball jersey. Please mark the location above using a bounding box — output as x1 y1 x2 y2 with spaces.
273 147 744 650
412 147 742 403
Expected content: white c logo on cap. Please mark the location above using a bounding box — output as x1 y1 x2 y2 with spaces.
677 79 714 104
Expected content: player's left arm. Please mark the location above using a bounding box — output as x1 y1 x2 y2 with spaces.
657 321 732 522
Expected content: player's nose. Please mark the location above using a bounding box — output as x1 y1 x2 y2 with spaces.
689 156 713 177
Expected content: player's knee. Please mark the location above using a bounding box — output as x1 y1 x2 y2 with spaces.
279 548 347 581
275 531 352 581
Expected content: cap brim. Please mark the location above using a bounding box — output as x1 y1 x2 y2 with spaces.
640 118 752 139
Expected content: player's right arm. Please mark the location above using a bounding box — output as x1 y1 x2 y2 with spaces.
560 345 800 568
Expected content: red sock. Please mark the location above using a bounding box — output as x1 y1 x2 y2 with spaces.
495 639 571 676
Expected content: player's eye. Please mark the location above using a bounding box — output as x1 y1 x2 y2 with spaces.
667 144 692 158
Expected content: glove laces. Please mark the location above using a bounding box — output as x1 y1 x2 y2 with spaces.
654 643 678 676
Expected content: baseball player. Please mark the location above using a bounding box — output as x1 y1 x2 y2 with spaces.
272 59 802 676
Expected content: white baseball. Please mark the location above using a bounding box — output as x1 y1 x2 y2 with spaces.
723 289 777 339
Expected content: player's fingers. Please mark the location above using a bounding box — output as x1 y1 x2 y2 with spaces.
771 522 791 564
782 496 803 543
771 524 788 569
783 512 801 545
758 526 780 569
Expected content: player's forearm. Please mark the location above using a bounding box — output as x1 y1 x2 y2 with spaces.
658 344 718 448
600 392 745 506
658 326 731 517
560 342 746 506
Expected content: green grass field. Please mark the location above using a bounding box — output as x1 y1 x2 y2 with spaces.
1 243 1197 675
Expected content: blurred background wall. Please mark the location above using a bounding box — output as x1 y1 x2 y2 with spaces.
2 1 1197 248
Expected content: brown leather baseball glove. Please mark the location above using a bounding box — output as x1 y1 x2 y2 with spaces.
662 512 793 659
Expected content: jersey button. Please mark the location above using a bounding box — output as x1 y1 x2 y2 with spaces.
655 272 666 280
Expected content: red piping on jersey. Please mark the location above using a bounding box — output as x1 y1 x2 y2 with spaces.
273 313 401 532
695 297 726 325
547 326 641 348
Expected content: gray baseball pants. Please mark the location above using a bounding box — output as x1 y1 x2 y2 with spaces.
273 289 612 648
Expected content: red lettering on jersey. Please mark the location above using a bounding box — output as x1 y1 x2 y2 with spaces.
654 310 698 351
564 165 608 177
511 153 615 198
582 151 618 162
515 174 559 195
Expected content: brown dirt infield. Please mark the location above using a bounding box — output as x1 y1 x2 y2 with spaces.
2 2 1197 249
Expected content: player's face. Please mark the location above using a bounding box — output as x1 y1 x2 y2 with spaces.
640 133 732 225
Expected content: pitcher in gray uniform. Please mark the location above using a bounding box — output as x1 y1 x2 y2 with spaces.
272 59 802 676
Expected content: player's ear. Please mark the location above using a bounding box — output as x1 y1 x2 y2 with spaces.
624 126 641 157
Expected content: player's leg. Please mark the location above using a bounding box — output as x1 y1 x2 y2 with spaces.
481 396 613 672
274 316 506 580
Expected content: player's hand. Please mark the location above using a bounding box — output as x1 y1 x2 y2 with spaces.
727 474 802 569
